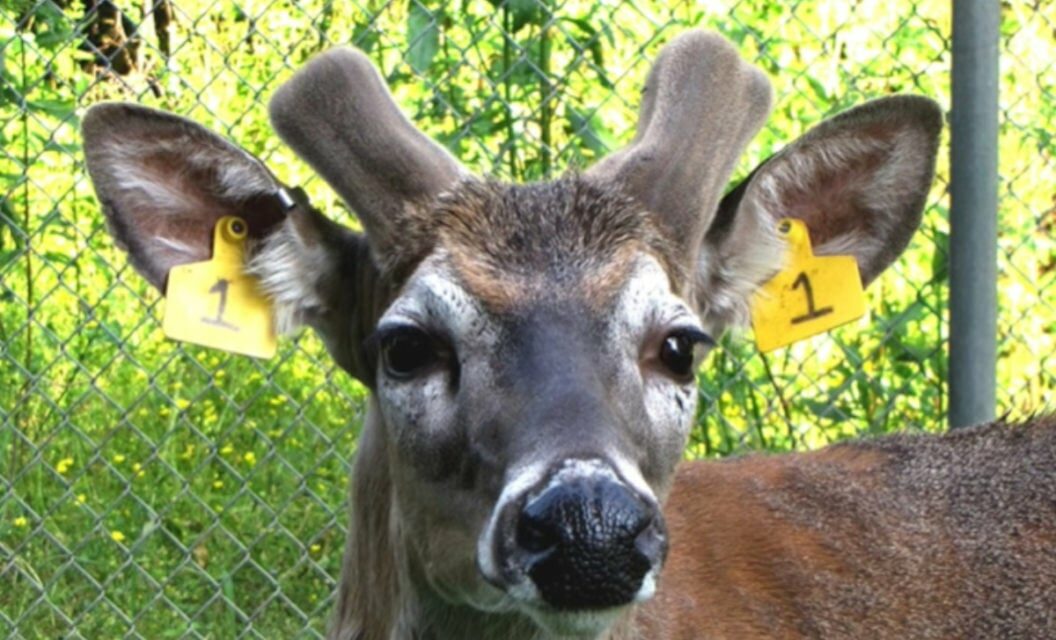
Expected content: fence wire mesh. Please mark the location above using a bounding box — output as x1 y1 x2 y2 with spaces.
0 0 1053 637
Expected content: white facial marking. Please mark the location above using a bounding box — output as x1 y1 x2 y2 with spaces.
610 255 703 450
635 566 659 603
476 458 550 585
609 453 659 505
380 254 490 337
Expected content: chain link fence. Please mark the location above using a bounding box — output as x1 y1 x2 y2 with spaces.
1 0 1053 636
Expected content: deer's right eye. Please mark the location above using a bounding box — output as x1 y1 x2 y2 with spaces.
379 327 438 380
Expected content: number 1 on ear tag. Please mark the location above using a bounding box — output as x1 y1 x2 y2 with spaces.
163 216 277 359
750 218 867 353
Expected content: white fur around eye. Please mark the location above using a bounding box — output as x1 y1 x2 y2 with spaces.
608 255 701 440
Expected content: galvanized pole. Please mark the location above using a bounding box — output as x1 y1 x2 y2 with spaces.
949 0 999 429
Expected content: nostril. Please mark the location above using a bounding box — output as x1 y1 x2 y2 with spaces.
599 480 652 537
634 515 667 565
516 508 558 555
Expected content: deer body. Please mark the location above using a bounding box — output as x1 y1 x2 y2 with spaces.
648 417 1056 639
81 30 1055 640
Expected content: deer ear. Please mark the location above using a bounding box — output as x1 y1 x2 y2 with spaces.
82 103 291 291
83 102 382 380
697 95 943 328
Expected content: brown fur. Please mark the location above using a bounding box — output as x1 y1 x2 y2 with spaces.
640 418 1056 639
434 178 684 310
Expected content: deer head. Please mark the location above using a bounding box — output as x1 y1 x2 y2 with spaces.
82 31 941 639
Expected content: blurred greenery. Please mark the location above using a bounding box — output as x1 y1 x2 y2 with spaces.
1 0 1053 636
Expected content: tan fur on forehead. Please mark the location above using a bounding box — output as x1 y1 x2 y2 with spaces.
432 177 684 310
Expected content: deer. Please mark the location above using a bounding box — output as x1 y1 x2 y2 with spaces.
81 30 1056 640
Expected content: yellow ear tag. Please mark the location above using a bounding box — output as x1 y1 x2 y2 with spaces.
750 218 868 353
162 216 277 359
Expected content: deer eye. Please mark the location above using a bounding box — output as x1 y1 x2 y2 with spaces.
378 326 438 380
658 329 714 380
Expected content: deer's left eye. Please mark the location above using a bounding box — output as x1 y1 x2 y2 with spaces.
658 329 714 380
376 326 440 380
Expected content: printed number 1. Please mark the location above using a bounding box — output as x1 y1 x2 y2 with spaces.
790 272 833 325
202 278 239 331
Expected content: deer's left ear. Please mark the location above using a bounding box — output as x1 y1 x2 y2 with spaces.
697 95 943 328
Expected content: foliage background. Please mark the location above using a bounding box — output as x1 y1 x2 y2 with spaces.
1 0 1053 636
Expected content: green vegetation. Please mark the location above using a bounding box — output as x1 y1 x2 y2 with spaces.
1 0 1053 636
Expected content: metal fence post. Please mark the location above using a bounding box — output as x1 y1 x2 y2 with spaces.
949 0 1000 429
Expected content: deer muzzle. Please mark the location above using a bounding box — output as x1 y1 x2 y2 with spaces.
486 458 667 611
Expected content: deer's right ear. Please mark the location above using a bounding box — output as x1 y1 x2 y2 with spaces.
83 104 293 289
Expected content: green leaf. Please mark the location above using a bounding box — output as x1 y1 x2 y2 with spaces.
487 0 544 33
930 229 949 284
805 75 829 103
27 99 75 118
406 3 440 74
509 0 543 33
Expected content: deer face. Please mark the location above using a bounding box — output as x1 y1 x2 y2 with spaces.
82 31 941 638
366 179 704 629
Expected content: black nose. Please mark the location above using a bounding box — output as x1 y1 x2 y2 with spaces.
515 476 665 609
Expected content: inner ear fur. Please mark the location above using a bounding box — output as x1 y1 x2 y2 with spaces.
698 95 943 328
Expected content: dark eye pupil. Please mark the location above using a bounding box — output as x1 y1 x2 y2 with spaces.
660 334 694 377
382 330 436 378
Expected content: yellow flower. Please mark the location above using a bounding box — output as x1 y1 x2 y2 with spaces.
13 516 28 528
309 543 321 554
110 530 126 543
56 457 74 475
112 454 126 464
220 445 234 456
76 494 87 505
175 398 190 411
215 370 226 380
243 452 257 466
132 462 142 472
